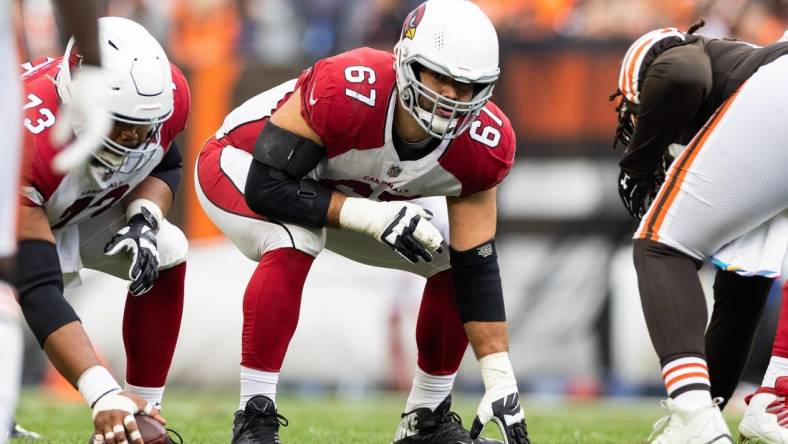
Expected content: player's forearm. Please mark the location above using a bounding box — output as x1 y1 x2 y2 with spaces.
43 324 125 410
124 176 173 217
325 192 347 228
42 321 101 387
465 321 509 358
17 205 55 243
52 0 102 66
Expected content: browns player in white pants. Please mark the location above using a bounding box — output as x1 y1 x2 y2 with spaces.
629 50 788 444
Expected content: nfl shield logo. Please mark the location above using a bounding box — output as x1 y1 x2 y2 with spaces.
387 165 402 177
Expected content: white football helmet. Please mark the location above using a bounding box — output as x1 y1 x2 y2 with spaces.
57 16 174 174
394 0 499 140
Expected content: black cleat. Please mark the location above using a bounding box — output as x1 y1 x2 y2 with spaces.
231 396 288 444
393 395 494 444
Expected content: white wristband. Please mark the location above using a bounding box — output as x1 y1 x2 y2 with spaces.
479 351 518 392
77 365 122 408
338 197 380 233
125 198 163 226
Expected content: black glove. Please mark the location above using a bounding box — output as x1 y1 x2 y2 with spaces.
104 207 160 296
617 170 660 221
470 393 530 444
381 206 444 263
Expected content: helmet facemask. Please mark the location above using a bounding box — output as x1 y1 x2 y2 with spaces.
91 117 167 174
396 51 496 140
392 0 500 141
609 90 637 151
56 17 175 176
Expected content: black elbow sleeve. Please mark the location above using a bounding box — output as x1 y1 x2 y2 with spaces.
450 240 506 324
245 159 331 228
150 141 184 197
14 240 79 346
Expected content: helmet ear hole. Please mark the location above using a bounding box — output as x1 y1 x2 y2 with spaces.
473 82 490 96
411 62 424 81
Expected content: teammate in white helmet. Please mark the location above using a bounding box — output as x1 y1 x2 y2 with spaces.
196 1 528 443
15 17 190 444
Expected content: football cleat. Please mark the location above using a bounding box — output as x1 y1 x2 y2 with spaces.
648 397 733 443
739 376 788 443
392 395 500 444
9 420 41 440
231 396 288 444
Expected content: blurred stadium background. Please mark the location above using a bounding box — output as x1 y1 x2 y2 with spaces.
13 0 788 412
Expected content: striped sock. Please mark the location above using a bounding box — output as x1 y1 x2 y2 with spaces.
662 356 711 408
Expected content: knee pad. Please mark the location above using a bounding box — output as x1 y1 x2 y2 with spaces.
157 220 189 270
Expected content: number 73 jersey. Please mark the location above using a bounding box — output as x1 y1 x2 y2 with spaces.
18 57 189 230
215 47 516 201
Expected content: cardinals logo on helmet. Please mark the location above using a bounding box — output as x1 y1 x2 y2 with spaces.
402 3 426 40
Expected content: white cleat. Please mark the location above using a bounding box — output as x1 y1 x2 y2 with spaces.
648 397 733 444
739 377 788 444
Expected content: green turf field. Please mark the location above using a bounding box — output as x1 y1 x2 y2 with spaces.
14 390 744 443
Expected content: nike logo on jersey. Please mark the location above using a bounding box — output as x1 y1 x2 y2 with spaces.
309 85 318 106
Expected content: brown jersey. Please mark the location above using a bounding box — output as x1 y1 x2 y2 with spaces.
618 34 788 177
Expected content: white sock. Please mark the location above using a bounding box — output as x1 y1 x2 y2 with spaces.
0 283 23 440
762 356 788 388
662 356 711 409
674 389 713 410
240 366 279 410
125 383 165 410
404 368 456 412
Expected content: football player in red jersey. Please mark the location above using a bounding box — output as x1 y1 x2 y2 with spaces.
196 1 528 443
15 17 189 444
1 1 111 441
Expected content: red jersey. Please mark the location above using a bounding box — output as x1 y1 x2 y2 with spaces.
19 57 190 230
208 47 515 201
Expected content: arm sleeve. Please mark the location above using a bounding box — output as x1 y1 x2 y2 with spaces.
620 43 712 177
14 240 80 346
149 141 183 197
450 241 506 323
244 159 331 228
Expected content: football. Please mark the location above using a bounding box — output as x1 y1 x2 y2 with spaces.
87 414 173 444
133 414 173 444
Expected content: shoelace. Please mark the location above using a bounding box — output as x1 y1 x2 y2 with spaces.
765 395 788 427
428 410 469 441
239 411 289 435
443 411 463 426
648 400 677 443
166 427 184 444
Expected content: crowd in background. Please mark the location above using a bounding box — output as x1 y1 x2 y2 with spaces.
19 0 788 69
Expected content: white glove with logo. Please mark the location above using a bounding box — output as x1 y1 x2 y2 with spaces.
339 198 444 263
470 352 529 444
51 65 113 173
